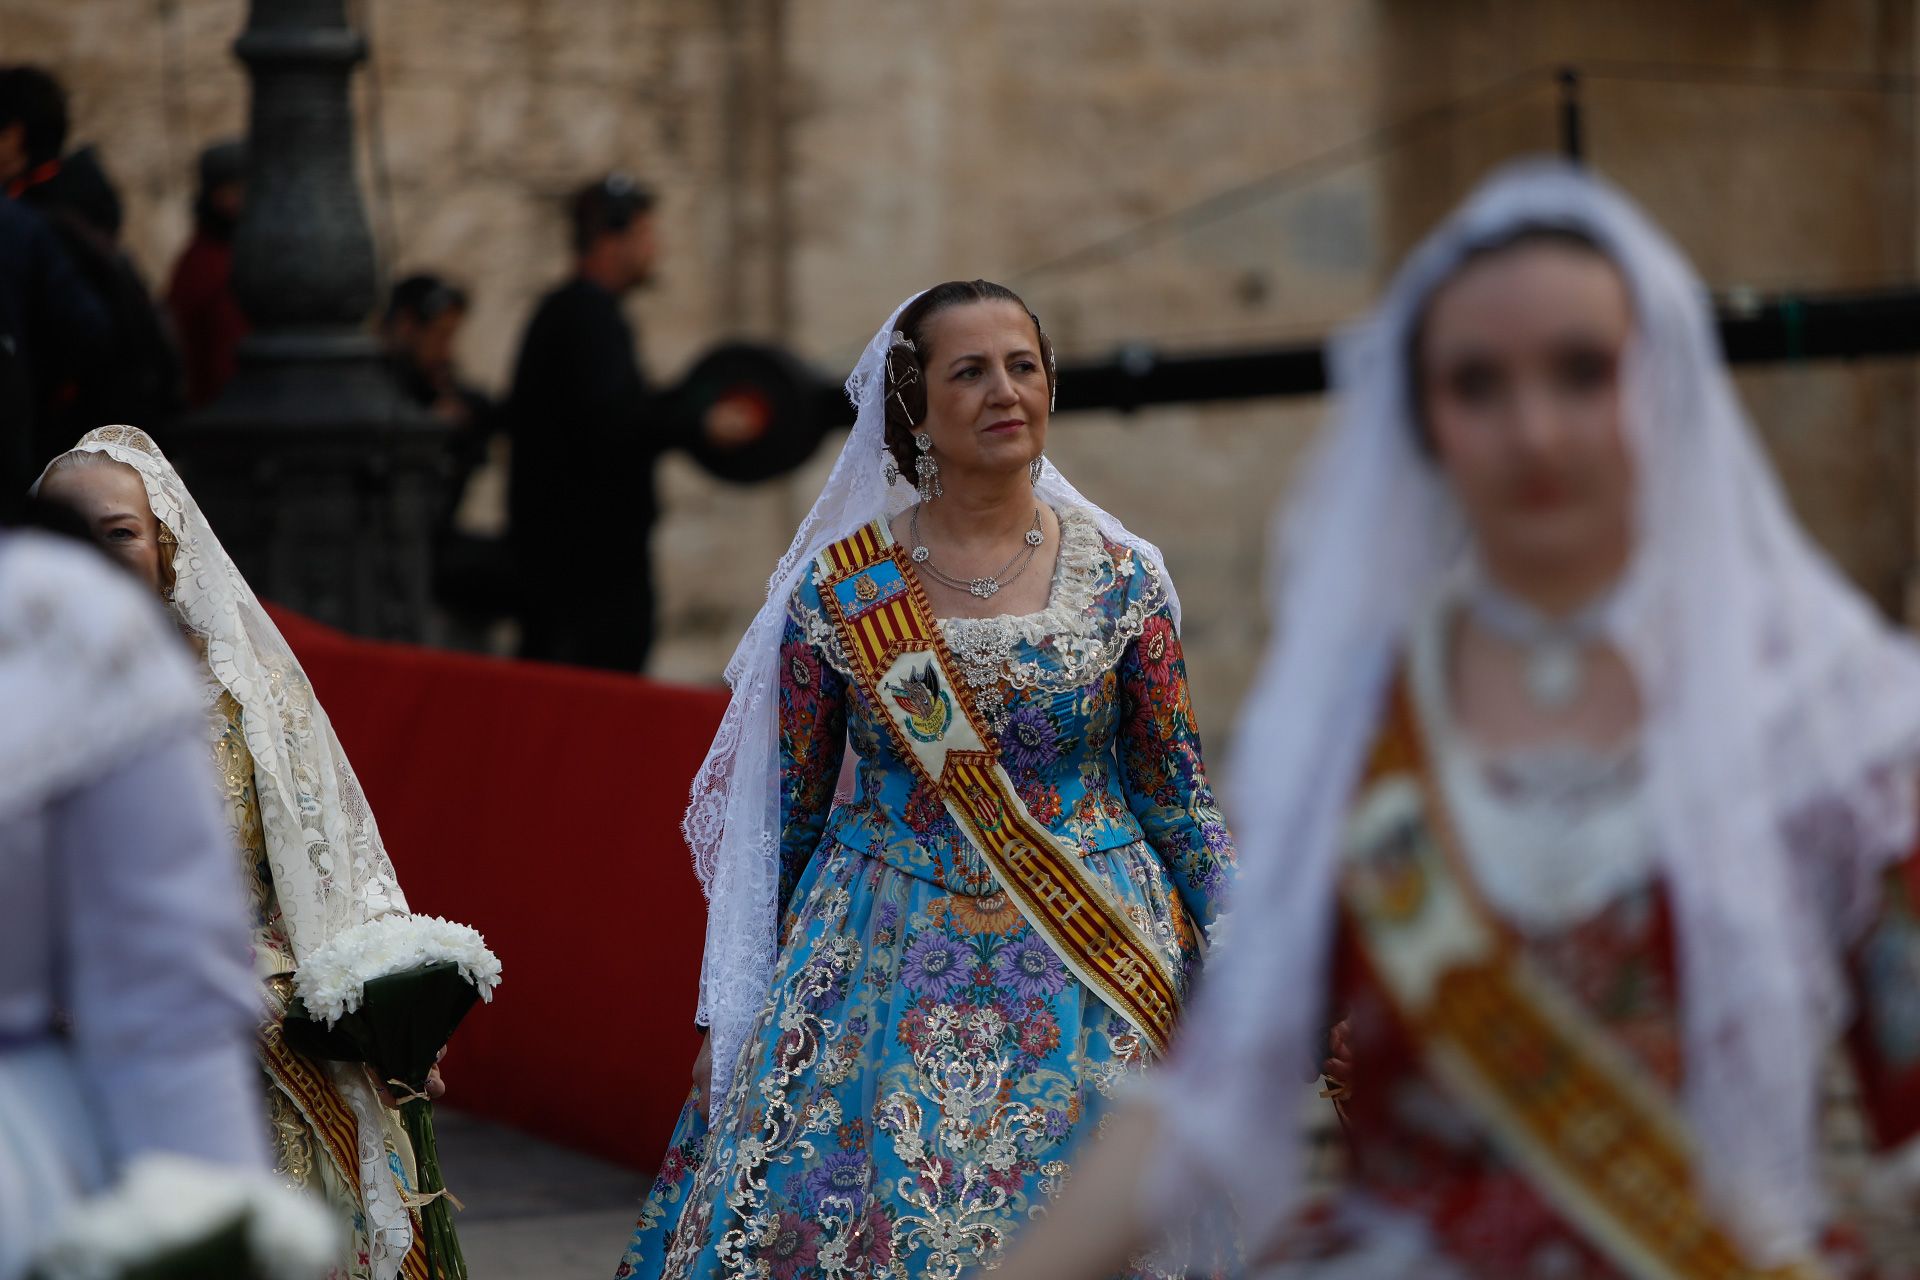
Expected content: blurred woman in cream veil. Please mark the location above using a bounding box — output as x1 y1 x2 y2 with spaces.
0 521 267 1279
39 427 439 1280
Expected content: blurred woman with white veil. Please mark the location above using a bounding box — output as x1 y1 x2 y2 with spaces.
617 280 1234 1279
37 427 438 1280
0 526 268 1279
993 162 1920 1278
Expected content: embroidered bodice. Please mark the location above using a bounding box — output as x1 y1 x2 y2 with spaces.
780 506 1230 916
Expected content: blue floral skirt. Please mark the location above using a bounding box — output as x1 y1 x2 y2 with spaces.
615 837 1198 1280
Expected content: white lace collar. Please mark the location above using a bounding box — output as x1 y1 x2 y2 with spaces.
793 506 1166 730
1408 590 1659 932
940 507 1161 727
918 505 1110 637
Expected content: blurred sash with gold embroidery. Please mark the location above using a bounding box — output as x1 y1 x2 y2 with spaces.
1339 681 1829 1280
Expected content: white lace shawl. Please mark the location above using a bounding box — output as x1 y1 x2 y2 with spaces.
36 427 418 1278
689 292 1182 1100
1149 160 1920 1263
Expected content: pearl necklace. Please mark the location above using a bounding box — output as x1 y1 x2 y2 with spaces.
1465 579 1616 711
909 507 1046 599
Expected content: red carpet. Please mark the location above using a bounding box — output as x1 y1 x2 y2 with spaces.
267 607 726 1171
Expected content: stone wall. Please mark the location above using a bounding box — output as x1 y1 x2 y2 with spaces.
1375 0 1920 621
5 0 1917 746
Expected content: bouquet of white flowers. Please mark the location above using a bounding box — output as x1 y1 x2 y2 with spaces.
30 1154 338 1280
282 913 502 1280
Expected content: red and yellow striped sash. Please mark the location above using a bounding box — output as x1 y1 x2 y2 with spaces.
400 1224 432 1280
262 985 431 1278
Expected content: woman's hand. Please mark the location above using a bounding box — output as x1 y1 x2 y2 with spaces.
702 395 765 449
690 1031 714 1123
1320 1017 1354 1121
375 1048 448 1109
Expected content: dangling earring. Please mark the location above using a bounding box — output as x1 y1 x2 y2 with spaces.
1032 313 1058 413
157 524 179 602
914 432 942 502
1029 456 1045 486
882 450 900 487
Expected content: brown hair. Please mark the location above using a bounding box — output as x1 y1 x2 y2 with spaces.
881 280 1056 477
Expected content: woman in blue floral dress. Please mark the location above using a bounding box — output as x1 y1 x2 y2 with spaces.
616 281 1234 1280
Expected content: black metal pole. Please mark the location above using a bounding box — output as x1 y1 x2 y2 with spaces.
804 287 1920 427
1559 67 1585 165
168 0 450 641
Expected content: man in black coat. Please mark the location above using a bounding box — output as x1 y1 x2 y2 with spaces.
506 173 666 672
383 272 497 511
1 66 180 463
0 195 107 518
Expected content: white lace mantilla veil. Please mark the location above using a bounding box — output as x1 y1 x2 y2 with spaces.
1148 159 1920 1264
35 425 418 1277
688 290 1182 1101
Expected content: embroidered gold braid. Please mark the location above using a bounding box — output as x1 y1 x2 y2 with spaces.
266 1086 316 1189
259 1018 365 1203
264 1014 432 1280
1343 684 1828 1280
943 760 1179 1048
816 521 1179 1054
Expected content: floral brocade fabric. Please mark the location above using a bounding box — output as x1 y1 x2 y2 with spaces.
618 508 1234 1280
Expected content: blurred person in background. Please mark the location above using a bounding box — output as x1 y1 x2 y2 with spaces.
38 427 448 1280
506 172 667 672
0 65 64 201
993 162 1920 1279
0 193 107 517
381 272 497 522
0 65 179 458
166 138 249 409
385 272 511 642
0 520 269 1279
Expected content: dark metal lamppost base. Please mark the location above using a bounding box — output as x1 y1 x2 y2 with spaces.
169 0 451 643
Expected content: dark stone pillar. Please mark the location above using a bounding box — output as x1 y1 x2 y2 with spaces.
169 0 450 642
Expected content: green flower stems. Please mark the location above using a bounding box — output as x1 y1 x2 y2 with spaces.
398 1097 465 1280
282 962 484 1280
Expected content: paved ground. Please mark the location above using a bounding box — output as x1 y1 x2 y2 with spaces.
434 1109 651 1279
431 1092 1920 1274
